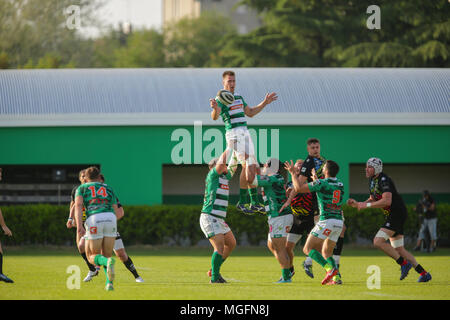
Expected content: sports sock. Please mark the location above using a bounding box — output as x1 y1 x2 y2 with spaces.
333 236 344 255
332 255 341 266
304 256 313 266
415 264 427 275
289 266 294 274
249 187 258 205
282 268 291 280
102 266 112 285
326 257 337 269
81 252 97 272
0 252 3 274
211 251 223 281
94 254 109 267
308 249 329 270
123 257 140 278
239 189 249 204
396 256 408 266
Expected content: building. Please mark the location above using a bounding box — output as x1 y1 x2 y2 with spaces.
162 0 261 34
0 68 449 206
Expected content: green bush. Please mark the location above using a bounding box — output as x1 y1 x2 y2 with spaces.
0 204 448 246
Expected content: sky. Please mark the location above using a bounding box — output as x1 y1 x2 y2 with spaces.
81 0 162 37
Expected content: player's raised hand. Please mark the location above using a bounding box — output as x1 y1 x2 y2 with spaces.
263 92 278 106
209 98 219 110
284 160 297 175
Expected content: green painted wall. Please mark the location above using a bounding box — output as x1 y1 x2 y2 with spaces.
1 125 449 205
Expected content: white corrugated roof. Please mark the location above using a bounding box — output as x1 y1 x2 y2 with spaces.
0 68 449 126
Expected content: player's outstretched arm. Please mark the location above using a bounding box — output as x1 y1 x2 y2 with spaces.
285 160 310 194
356 193 392 211
244 92 278 118
210 98 220 120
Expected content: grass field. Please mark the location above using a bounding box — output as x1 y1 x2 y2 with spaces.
0 246 449 300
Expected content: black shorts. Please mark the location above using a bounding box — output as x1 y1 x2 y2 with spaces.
382 210 407 236
289 215 315 235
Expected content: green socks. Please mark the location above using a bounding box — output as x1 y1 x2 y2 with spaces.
102 266 112 285
326 257 337 269
239 188 249 204
308 249 333 271
211 251 224 281
94 254 108 267
282 268 291 281
249 187 259 205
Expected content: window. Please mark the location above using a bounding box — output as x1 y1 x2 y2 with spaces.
0 164 99 205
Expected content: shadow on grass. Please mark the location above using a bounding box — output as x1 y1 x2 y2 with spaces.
4 244 450 257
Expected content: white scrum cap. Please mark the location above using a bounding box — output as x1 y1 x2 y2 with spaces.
367 157 383 175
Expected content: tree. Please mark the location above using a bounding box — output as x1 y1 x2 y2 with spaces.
164 11 237 67
113 29 165 68
223 0 450 67
0 0 104 68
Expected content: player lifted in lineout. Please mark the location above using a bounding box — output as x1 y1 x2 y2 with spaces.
210 70 278 215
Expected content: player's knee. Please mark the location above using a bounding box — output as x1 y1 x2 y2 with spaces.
115 250 128 262
373 237 384 248
302 246 310 256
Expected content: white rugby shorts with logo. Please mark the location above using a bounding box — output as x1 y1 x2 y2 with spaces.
200 213 231 239
225 127 256 165
85 212 117 240
268 214 294 240
310 218 344 242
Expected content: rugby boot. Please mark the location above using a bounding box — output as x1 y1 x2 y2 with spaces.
400 262 412 280
417 272 432 283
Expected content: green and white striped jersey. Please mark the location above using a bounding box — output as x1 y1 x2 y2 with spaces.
216 94 248 131
201 168 232 219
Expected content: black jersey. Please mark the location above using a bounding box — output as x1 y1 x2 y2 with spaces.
300 155 326 182
299 155 326 212
369 172 407 216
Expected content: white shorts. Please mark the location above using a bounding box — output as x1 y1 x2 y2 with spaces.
200 213 231 239
85 212 117 240
268 214 293 239
310 218 344 242
225 127 256 165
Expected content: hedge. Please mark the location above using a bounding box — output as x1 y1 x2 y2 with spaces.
0 204 448 246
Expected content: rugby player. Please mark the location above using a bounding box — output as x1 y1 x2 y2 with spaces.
0 168 14 283
75 167 119 291
200 148 238 283
286 159 344 285
347 158 432 282
246 158 294 283
99 174 144 283
67 169 99 282
296 138 346 283
210 70 278 214
277 159 316 279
